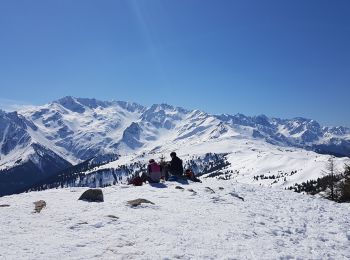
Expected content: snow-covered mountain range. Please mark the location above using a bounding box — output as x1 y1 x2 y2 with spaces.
1 96 349 196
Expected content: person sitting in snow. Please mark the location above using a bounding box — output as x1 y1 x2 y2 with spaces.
165 152 184 181
141 159 162 183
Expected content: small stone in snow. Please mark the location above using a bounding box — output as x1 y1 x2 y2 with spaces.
0 204 10 207
33 200 46 213
175 186 184 190
218 187 224 190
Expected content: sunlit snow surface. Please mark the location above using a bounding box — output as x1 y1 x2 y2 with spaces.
1 179 349 259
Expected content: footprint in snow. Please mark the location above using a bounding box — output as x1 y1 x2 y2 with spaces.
69 221 88 230
229 192 244 201
205 187 215 194
92 222 104 228
211 196 227 204
106 215 119 220
127 199 155 207
188 189 197 194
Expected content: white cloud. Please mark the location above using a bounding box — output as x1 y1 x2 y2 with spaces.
0 98 35 112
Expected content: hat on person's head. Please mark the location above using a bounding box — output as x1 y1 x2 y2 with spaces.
170 152 176 157
149 159 155 163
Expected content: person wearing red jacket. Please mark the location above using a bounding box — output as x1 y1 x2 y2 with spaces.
141 159 162 183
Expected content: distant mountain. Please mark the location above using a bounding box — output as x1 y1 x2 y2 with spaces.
216 114 350 156
0 96 349 196
0 110 71 196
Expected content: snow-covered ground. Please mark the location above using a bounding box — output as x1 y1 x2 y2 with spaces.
1 179 349 259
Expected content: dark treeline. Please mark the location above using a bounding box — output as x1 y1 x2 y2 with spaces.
289 161 350 203
26 153 231 193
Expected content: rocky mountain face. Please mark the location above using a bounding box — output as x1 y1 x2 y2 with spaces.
0 96 349 196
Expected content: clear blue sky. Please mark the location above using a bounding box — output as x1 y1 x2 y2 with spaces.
0 0 349 126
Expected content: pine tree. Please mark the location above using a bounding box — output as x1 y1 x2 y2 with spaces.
159 154 167 179
322 157 340 201
340 164 350 202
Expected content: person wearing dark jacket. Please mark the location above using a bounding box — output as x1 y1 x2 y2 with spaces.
168 152 183 176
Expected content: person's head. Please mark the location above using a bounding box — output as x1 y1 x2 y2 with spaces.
149 159 155 164
170 152 176 158
185 169 191 173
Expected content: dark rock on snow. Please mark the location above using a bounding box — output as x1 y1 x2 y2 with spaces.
0 204 10 207
78 189 104 202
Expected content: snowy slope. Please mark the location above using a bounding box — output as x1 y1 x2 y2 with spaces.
0 110 72 196
62 136 348 190
18 97 146 162
1 180 349 259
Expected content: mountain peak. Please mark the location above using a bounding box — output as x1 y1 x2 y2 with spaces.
76 97 111 109
148 103 189 114
53 96 86 113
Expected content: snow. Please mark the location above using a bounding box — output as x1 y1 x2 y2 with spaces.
0 145 33 169
0 179 349 259
0 124 9 151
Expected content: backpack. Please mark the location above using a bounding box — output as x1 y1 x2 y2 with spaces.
128 176 143 186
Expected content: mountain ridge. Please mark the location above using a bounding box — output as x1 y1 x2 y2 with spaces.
0 96 349 196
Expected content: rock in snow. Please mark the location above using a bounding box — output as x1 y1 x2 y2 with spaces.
78 189 104 202
33 200 46 213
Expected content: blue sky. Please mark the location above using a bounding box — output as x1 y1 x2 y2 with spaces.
0 0 349 126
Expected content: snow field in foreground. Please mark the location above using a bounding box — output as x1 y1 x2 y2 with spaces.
0 179 349 259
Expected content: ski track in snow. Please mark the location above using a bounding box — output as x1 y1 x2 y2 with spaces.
0 179 349 260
